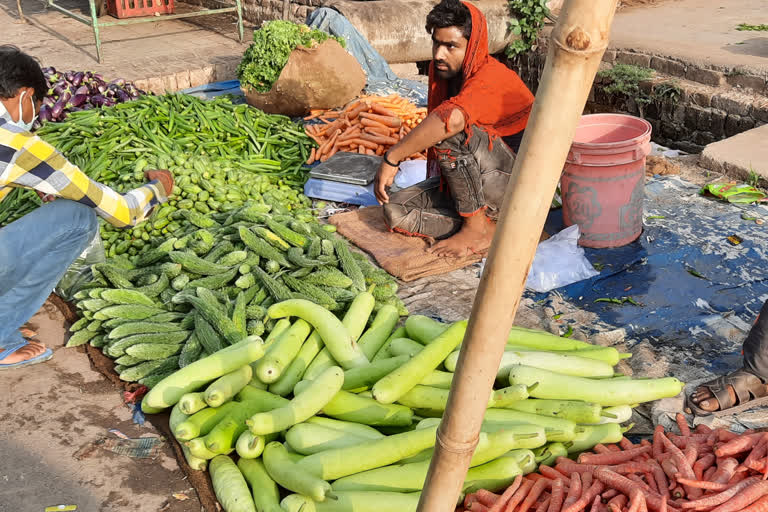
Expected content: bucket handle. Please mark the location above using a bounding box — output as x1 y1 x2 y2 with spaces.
570 150 581 164
633 147 646 161
568 143 651 165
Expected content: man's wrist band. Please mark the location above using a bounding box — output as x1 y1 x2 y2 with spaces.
383 153 399 167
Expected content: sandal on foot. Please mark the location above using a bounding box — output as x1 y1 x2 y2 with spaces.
0 340 53 370
686 369 768 417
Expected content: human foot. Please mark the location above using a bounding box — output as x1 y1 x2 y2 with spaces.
690 384 736 412
19 327 37 338
428 215 496 258
688 369 768 414
0 341 49 366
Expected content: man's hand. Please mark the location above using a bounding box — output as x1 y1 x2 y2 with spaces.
35 190 55 202
144 169 174 197
374 161 399 205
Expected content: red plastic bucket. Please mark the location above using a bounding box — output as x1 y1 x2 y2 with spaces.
561 114 652 248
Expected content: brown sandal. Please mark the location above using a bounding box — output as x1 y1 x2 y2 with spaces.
686 369 768 417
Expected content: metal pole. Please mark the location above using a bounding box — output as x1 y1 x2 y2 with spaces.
16 0 26 23
235 0 244 42
87 0 103 63
415 0 619 509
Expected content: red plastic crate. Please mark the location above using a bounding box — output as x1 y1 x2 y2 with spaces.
108 0 174 19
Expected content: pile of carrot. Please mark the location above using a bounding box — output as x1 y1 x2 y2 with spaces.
463 414 768 512
303 94 429 164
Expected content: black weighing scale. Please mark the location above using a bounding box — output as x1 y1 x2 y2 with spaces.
304 153 383 206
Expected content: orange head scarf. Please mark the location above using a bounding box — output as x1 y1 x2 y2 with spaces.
427 1 534 176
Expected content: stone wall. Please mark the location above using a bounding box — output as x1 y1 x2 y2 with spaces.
183 0 318 24
242 0 319 25
504 46 768 153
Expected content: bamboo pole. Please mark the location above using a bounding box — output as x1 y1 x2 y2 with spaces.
415 0 619 510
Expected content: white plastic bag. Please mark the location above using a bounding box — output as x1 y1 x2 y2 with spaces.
394 160 427 189
525 224 599 293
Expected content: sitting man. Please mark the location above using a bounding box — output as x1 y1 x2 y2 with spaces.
0 45 173 369
375 0 534 258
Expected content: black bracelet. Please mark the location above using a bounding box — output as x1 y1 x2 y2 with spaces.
383 152 399 167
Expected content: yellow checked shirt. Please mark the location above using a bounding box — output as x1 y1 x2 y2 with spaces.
0 117 167 228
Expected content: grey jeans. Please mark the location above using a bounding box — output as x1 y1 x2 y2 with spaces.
383 125 516 239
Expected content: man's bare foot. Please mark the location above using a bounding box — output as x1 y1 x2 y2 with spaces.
428 214 496 258
0 341 48 365
689 384 736 412
688 370 768 413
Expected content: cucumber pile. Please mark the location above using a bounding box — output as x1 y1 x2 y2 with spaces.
143 295 685 512
97 152 312 259
66 203 407 386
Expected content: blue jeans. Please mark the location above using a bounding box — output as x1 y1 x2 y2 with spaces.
0 199 98 349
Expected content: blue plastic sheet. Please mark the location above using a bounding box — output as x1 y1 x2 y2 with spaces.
535 176 768 373
181 80 244 101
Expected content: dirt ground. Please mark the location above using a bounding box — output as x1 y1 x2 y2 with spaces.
0 301 202 512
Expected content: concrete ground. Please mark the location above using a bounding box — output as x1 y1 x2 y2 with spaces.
3 0 250 87
0 300 201 512
700 124 768 180
610 0 768 76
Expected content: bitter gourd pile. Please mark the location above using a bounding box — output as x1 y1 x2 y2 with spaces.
67 204 407 385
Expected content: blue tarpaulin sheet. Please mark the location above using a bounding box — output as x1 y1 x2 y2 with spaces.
535 176 768 373
182 80 244 100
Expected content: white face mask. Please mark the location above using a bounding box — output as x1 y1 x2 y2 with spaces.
0 91 36 131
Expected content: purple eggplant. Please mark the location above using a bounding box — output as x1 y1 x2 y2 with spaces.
89 95 108 107
41 68 144 122
52 83 68 96
38 105 52 123
51 100 66 120
70 94 87 107
71 71 84 87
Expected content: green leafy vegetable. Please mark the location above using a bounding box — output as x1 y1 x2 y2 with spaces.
238 21 346 93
